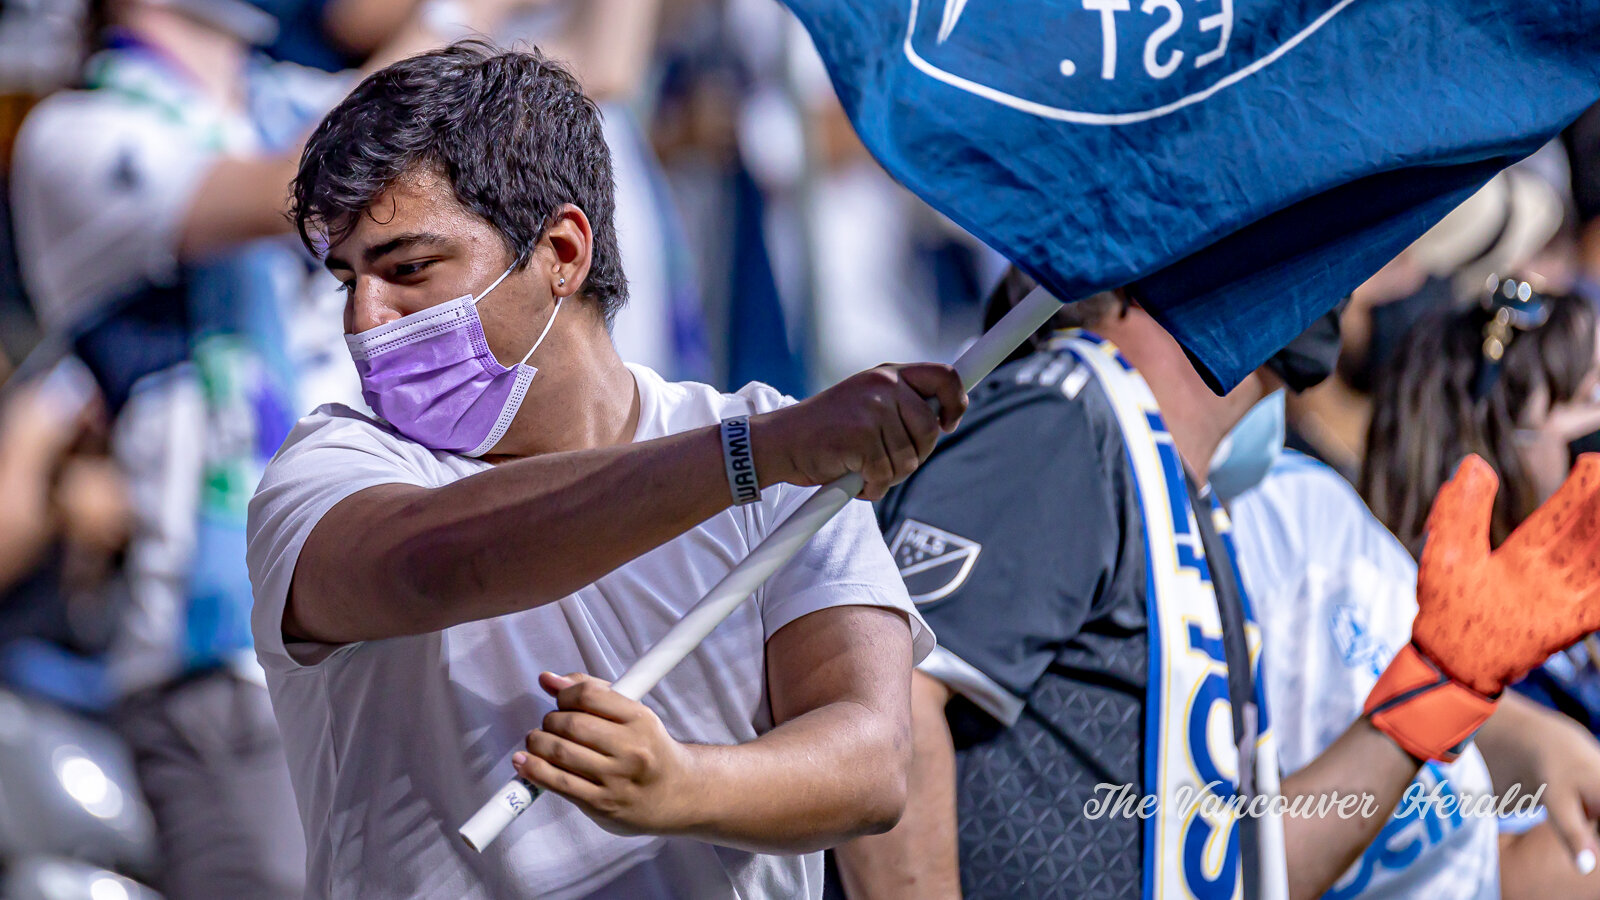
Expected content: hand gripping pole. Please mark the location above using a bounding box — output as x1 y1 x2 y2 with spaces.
461 287 1065 851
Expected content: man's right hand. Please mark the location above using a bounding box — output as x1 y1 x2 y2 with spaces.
753 364 968 501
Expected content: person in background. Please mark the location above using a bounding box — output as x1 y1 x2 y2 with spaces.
647 3 809 395
827 272 1296 898
839 267 1600 899
1362 280 1600 556
1289 168 1566 479
1230 415 1600 899
842 270 1300 899
1361 275 1600 816
0 358 130 708
9 1 532 895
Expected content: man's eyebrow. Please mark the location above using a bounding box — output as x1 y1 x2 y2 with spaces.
365 232 451 264
324 232 452 274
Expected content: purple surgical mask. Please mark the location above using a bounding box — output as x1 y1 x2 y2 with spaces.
344 265 563 457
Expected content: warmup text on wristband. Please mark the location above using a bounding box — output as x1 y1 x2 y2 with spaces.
721 416 760 505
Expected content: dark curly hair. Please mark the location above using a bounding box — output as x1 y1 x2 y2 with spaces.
290 40 629 323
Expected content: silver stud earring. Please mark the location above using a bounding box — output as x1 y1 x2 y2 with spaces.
557 276 566 287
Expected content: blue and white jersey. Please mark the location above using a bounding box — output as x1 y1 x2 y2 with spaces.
1230 453 1499 900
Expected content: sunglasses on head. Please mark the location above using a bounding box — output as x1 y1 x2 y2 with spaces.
1474 275 1552 400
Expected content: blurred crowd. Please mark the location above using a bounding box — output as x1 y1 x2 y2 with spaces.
0 0 1594 897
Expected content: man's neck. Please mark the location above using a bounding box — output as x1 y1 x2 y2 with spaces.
1093 312 1265 485
1148 377 1237 486
487 315 640 461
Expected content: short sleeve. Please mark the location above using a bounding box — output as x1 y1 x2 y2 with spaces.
876 377 1121 716
757 491 935 663
246 406 438 673
11 95 215 330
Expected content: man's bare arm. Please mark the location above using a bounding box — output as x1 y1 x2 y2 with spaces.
680 603 915 851
286 364 966 644
514 604 917 853
835 670 962 899
1280 718 1421 900
177 155 303 259
289 422 727 642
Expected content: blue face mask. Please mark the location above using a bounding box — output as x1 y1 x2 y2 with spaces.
1209 390 1286 504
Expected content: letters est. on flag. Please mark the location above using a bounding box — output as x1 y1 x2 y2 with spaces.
782 0 1600 391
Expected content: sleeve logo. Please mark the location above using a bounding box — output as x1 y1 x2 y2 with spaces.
888 519 983 604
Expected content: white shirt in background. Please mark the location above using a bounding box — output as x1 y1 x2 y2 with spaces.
1230 452 1499 900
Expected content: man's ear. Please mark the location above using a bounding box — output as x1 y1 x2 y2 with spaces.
541 203 595 299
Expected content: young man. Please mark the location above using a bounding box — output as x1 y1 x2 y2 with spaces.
246 43 967 899
838 268 1600 898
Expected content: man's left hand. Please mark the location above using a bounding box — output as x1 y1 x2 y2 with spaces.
514 672 700 836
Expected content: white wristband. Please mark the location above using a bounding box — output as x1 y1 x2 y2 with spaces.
720 416 760 506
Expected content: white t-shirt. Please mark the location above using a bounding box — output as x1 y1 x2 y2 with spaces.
1230 453 1499 900
246 363 932 900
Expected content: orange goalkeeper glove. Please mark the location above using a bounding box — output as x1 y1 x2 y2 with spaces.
1365 453 1600 762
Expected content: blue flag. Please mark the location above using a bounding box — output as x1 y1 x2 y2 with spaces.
784 0 1600 390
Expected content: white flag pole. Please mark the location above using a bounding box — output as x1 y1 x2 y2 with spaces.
460 286 1065 852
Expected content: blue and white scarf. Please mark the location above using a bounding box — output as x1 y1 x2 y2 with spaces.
1058 332 1288 900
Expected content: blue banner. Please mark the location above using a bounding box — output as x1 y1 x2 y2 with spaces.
785 0 1600 390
